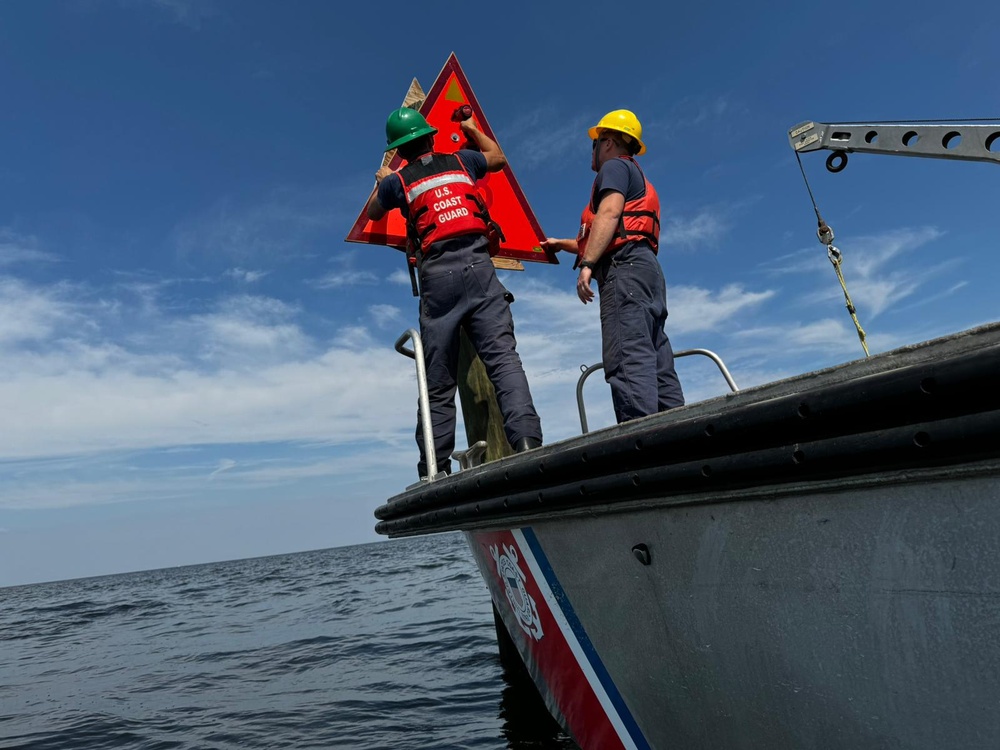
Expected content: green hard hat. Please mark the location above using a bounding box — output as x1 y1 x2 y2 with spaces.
384 107 437 152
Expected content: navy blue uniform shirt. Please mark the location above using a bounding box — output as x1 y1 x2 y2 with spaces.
591 157 647 210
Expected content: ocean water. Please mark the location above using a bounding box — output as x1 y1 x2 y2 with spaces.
0 532 578 749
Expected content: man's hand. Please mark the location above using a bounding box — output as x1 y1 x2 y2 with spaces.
577 267 595 304
540 237 579 254
459 120 506 172
367 168 393 220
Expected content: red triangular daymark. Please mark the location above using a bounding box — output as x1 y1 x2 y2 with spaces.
345 53 558 265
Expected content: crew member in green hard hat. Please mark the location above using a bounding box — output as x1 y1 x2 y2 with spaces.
366 107 543 478
541 109 685 422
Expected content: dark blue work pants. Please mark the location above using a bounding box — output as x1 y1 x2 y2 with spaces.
416 240 542 476
595 242 685 422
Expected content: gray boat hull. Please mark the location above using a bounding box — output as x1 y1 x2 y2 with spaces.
464 464 1000 749
377 323 1000 749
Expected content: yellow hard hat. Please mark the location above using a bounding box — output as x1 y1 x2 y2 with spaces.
588 109 646 155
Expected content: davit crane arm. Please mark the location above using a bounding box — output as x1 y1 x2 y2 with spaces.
782 118 1000 358
788 120 1000 172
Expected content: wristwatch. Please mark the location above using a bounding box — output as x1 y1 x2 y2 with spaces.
578 259 596 270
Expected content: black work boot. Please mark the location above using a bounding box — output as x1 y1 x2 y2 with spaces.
513 437 542 453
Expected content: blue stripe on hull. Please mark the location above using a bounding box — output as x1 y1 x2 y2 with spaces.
520 527 652 750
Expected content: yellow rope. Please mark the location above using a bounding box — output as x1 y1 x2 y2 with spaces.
827 245 870 357
794 153 871 358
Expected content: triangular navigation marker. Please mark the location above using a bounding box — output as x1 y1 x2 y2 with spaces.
346 53 558 266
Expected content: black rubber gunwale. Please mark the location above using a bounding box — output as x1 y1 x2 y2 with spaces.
375 328 1000 536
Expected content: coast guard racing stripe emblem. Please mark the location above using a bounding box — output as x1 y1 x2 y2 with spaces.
490 541 543 640
470 528 650 750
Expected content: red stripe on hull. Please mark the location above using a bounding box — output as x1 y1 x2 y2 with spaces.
469 530 628 750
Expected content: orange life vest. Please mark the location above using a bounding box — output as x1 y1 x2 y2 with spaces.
577 156 660 258
397 153 491 252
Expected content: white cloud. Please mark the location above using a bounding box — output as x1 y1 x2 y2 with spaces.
759 247 823 276
786 226 949 319
0 441 417 512
0 230 58 267
0 475 183 511
387 268 411 286
839 228 948 317
0 342 416 462
505 276 600 329
848 227 944 277
369 304 403 329
311 249 383 289
312 270 380 289
0 220 959 514
209 458 236 478
501 107 594 170
660 208 731 247
669 284 775 334
734 317 859 352
203 444 413 487
172 187 340 264
225 267 268 284
0 277 81 346
187 294 309 364
333 324 379 350
0 269 418 465
893 280 968 313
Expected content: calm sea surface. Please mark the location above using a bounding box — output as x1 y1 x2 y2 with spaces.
0 532 578 749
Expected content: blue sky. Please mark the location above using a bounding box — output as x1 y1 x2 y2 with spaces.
2 0 998 587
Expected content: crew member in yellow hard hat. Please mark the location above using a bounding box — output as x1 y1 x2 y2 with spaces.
366 107 543 478
541 109 685 421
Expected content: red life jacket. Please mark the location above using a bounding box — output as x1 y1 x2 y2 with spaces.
577 156 660 258
397 153 491 252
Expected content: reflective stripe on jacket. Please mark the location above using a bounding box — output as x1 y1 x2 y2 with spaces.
397 153 489 250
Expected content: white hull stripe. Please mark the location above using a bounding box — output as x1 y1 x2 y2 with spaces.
514 528 650 750
405 173 474 202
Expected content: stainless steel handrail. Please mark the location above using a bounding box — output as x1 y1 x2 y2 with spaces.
395 328 438 481
575 362 605 435
576 348 740 434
